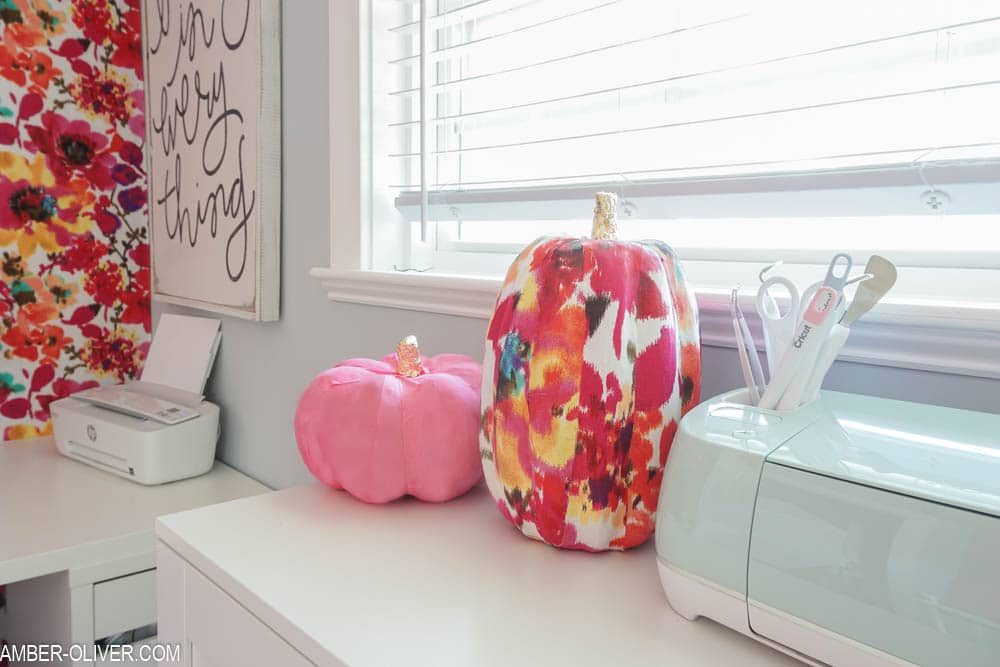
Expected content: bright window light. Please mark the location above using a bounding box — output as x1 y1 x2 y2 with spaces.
368 0 1000 307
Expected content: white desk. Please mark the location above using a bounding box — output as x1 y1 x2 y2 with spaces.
0 436 268 657
157 484 799 667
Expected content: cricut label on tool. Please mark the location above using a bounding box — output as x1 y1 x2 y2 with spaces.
793 325 812 348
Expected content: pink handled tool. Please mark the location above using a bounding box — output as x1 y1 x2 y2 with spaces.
758 285 841 410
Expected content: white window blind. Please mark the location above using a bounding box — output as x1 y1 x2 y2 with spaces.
368 0 1000 307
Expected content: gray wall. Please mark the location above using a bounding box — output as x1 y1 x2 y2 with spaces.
158 2 999 490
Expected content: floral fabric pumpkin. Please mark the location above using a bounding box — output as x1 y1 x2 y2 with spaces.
295 337 483 503
480 193 701 551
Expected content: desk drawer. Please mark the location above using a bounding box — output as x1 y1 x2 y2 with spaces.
185 566 313 667
93 569 157 640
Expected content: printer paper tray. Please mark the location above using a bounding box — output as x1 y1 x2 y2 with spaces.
62 440 134 476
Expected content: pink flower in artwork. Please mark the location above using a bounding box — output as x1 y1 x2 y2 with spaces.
25 111 117 190
35 376 101 422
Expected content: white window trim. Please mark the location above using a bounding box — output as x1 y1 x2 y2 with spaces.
314 0 1000 381
309 267 1000 380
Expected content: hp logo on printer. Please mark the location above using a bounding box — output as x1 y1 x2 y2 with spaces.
87 424 97 442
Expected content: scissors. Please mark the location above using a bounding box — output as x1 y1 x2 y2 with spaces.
755 272 819 379
755 255 853 378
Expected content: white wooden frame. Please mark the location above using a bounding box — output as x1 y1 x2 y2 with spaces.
142 0 282 321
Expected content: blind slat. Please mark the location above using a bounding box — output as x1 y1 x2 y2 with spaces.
390 142 1000 192
388 0 540 34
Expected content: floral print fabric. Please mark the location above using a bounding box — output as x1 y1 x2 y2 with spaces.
480 237 701 551
0 0 149 440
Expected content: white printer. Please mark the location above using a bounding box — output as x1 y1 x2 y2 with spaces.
51 315 222 485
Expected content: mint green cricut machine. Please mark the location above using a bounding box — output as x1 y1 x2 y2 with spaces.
656 389 1000 667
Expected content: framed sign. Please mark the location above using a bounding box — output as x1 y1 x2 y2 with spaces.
142 0 281 321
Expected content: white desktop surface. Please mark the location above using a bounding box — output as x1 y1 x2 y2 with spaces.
158 484 799 667
0 436 268 585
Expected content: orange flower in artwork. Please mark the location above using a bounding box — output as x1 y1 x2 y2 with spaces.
1 4 45 49
0 38 62 93
20 276 56 305
18 301 59 326
45 273 79 308
5 0 66 45
40 324 73 361
2 322 42 362
4 422 53 440
1 254 28 283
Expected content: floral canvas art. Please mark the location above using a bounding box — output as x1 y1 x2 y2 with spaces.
0 0 149 440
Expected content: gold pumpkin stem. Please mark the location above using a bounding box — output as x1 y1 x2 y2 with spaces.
591 192 619 240
396 335 423 377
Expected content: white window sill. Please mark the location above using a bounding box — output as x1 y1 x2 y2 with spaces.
309 267 1000 380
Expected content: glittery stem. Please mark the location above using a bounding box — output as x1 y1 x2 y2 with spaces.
396 335 424 377
591 192 618 240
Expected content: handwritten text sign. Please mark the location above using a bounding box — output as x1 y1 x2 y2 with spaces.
145 0 260 310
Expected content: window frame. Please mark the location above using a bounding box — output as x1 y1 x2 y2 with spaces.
312 0 1000 381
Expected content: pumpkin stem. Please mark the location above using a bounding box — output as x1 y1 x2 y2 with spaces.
396 335 424 377
591 192 618 240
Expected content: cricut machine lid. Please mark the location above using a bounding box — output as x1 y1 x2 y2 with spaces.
765 391 1000 518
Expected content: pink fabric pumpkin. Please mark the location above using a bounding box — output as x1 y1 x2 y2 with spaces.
294 337 484 503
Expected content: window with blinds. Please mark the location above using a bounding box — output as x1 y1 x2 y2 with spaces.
368 0 1000 304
